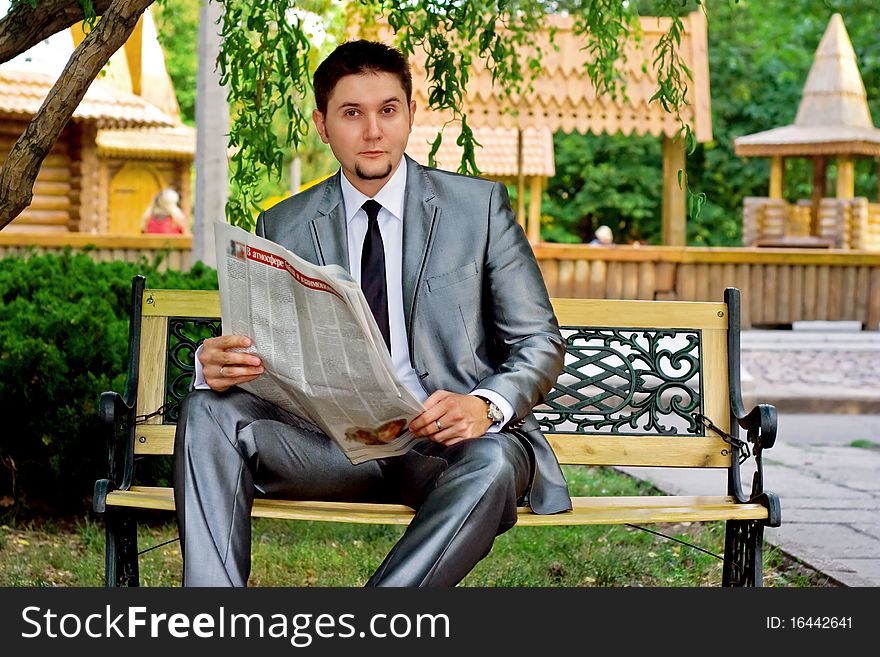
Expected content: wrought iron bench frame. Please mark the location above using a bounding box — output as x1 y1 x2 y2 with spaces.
93 275 781 587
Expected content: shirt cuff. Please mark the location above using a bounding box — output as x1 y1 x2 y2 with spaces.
192 344 210 390
470 388 514 434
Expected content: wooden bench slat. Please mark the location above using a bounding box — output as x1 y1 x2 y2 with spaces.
106 487 768 526
550 298 729 328
139 290 732 328
141 289 221 317
133 425 734 469
547 435 732 467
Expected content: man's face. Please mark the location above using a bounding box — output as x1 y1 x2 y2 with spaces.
312 71 416 196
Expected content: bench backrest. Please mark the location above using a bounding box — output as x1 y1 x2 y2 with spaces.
131 289 735 470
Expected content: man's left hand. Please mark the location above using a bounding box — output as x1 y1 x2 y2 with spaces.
409 390 494 446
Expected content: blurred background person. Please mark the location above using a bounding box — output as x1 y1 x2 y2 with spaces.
141 188 190 235
589 224 615 246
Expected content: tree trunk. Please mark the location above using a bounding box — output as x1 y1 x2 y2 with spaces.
0 0 113 64
0 0 155 232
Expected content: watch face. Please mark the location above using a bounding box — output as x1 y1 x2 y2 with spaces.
487 402 504 422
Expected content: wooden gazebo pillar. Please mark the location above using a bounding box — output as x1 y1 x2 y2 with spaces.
527 176 542 243
516 128 527 232
810 156 827 233
769 156 785 198
662 135 687 246
836 155 855 198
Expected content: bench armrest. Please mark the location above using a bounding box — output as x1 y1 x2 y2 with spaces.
735 403 777 451
93 276 146 513
723 289 781 525
94 390 137 512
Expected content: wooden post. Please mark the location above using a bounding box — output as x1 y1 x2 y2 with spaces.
836 155 855 199
769 156 784 199
516 128 526 232
810 156 828 234
77 124 100 233
662 135 687 246
528 176 542 243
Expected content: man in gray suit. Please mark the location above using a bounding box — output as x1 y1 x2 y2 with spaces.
174 39 570 587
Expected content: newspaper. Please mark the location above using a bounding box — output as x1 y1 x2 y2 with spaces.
213 221 425 464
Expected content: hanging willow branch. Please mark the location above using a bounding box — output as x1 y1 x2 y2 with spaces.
216 0 700 231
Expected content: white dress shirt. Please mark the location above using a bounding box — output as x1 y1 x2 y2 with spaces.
195 158 513 430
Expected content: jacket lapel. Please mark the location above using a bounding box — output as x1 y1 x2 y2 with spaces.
401 156 440 335
309 172 349 270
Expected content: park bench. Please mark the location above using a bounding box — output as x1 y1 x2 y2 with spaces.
93 275 781 587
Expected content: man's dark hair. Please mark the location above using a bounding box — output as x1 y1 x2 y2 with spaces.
313 40 412 114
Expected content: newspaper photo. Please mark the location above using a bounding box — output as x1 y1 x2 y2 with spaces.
213 221 425 464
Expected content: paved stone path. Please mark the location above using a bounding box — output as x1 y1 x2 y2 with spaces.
621 329 880 586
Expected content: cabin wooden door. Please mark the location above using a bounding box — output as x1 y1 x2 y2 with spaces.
109 162 163 234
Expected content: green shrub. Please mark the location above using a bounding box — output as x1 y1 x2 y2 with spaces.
0 251 217 517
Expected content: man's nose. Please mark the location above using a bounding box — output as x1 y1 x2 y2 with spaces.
364 114 382 139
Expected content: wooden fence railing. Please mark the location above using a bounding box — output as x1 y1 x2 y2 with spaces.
0 233 193 271
533 243 880 330
2 234 879 329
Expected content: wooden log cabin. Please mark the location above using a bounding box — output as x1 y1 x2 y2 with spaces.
0 8 194 239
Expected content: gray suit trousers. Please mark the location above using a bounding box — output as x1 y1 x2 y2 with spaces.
174 388 531 587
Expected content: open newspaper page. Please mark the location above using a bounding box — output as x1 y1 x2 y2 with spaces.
214 221 424 464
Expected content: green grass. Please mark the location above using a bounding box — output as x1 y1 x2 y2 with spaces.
849 439 880 450
0 466 828 587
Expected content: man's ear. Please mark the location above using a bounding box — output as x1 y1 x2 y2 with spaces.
408 100 416 131
312 109 330 144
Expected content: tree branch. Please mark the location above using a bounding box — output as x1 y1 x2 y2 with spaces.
0 0 113 64
0 0 155 231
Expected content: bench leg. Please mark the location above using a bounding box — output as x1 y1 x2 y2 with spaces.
722 519 763 587
105 507 140 587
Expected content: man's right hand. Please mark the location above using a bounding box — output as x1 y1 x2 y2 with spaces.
199 335 264 392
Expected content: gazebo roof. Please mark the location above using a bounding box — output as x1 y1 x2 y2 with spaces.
402 11 712 142
405 126 554 177
734 13 880 158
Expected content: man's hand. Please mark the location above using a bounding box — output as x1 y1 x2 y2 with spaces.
199 335 264 392
409 390 493 446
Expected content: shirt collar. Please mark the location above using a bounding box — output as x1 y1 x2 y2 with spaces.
339 157 407 224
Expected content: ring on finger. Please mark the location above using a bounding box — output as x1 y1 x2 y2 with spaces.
220 366 227 377
435 419 442 431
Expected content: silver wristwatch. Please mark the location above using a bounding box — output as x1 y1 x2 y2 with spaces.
477 396 504 423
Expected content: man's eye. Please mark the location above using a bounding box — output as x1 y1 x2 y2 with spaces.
345 109 359 117
382 107 396 114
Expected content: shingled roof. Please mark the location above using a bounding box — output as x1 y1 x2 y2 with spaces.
0 68 177 129
734 13 880 157
406 11 712 142
405 126 554 177
96 125 195 159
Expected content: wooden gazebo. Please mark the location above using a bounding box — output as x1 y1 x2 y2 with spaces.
403 11 713 245
734 13 880 250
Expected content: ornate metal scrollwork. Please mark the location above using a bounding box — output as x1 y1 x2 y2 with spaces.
534 327 704 435
163 318 222 423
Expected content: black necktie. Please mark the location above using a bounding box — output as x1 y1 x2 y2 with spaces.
361 199 391 353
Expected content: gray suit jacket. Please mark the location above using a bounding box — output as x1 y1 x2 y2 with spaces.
255 155 572 514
